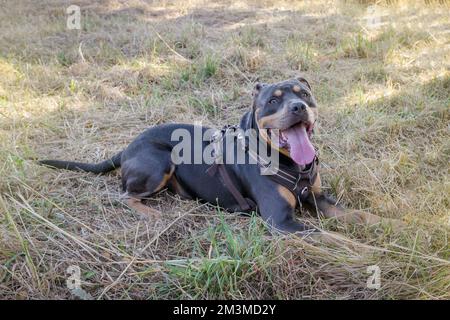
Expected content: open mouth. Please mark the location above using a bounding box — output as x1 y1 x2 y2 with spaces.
269 121 315 166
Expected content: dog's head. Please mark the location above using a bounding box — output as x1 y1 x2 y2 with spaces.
249 77 318 166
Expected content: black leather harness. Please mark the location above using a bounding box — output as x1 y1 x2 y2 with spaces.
206 125 319 212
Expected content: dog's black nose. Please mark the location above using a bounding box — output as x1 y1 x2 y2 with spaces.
290 102 306 113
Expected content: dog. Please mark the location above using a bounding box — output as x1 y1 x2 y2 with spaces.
40 77 404 234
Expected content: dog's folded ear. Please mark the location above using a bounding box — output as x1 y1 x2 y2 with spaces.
254 83 265 91
252 82 267 96
296 76 312 91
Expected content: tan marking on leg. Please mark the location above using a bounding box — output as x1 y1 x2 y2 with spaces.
127 197 161 218
277 185 297 208
167 175 192 199
154 165 175 193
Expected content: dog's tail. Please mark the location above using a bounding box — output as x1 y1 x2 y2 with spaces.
39 152 122 174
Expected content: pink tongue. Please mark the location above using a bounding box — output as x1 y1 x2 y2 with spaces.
283 124 315 165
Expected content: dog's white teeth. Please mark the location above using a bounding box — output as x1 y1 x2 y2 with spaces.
279 132 288 147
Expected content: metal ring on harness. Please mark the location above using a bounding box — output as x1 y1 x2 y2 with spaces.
301 186 308 195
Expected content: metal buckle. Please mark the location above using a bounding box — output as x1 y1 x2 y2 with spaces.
301 186 308 195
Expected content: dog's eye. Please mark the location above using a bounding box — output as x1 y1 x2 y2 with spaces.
300 91 309 99
269 98 278 104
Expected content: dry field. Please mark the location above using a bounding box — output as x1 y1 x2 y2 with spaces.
0 0 449 299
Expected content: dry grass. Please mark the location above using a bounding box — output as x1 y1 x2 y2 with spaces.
0 0 449 300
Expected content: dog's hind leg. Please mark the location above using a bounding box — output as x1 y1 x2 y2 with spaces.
122 152 175 218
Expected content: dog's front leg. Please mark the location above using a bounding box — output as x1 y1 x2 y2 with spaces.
257 185 316 234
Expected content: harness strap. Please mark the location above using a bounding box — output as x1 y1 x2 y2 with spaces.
206 163 256 212
206 124 319 211
268 156 319 202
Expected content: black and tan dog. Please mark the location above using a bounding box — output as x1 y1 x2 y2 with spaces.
40 77 403 234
